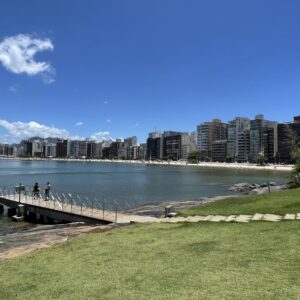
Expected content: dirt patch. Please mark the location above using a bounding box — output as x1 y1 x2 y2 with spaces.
0 223 116 261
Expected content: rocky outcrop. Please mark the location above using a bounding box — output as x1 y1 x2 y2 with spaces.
228 182 278 193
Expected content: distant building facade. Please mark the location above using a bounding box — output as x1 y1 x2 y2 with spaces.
278 116 300 163
197 119 227 159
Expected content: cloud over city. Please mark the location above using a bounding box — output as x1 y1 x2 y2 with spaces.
90 131 112 142
0 34 55 83
0 119 70 143
0 119 114 143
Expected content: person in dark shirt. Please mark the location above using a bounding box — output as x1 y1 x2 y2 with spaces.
33 182 40 199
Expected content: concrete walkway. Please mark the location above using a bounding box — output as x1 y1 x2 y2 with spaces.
132 213 300 224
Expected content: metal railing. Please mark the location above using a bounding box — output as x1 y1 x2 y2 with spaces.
0 184 141 222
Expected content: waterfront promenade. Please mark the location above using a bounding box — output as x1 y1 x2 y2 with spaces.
1 191 300 225
0 191 158 224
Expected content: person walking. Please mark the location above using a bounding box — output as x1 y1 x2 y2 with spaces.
45 182 51 200
32 182 40 199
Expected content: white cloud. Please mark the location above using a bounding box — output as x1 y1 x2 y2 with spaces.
0 119 116 144
90 131 111 142
75 121 84 126
0 119 70 143
0 34 55 82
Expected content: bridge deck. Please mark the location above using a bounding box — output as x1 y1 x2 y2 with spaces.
0 194 158 224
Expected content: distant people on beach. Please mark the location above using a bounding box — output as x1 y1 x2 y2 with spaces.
32 182 40 199
45 182 51 200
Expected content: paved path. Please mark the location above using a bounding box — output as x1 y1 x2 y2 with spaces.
2 194 300 224
134 213 300 224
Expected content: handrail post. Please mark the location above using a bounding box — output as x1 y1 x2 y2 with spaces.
62 193 66 211
102 199 105 219
78 195 82 215
92 198 94 216
69 193 73 213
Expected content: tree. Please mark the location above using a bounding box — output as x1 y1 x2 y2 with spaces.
255 154 266 166
288 148 300 188
285 124 300 163
225 155 235 163
188 151 209 162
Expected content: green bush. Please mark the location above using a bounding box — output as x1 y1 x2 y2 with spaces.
288 148 300 188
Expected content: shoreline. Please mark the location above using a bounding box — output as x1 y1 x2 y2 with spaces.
0 157 293 172
0 184 286 260
126 184 286 217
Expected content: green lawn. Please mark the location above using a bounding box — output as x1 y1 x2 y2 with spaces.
0 221 300 299
179 188 300 217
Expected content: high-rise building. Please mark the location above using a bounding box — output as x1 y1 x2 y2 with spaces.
197 119 227 159
137 143 147 160
0 144 15 156
87 141 96 158
110 141 124 159
263 128 275 162
189 131 197 153
250 115 278 162
56 139 69 158
124 136 137 148
263 121 278 162
163 131 190 160
237 130 250 162
22 140 33 157
278 116 300 163
227 117 250 159
212 140 227 162
146 132 163 160
31 140 43 157
249 115 264 161
42 141 56 158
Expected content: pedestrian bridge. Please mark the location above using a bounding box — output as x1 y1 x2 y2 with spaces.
0 186 157 224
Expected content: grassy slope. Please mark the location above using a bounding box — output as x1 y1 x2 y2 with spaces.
0 222 300 300
179 188 300 217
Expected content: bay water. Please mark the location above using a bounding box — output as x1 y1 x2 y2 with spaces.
0 159 289 233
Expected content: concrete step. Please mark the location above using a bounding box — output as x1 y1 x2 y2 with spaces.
252 213 265 221
262 214 282 222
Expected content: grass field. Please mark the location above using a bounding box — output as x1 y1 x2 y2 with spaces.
0 221 300 299
178 188 300 217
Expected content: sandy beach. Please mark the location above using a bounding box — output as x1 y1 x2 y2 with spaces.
0 157 293 172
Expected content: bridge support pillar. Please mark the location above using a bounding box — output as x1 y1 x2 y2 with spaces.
0 204 4 214
17 204 25 217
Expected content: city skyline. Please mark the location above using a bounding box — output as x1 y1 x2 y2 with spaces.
1 114 299 165
1 1 300 143
0 113 298 144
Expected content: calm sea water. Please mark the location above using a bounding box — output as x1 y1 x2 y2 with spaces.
0 159 288 233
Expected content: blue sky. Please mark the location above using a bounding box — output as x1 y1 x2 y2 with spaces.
0 0 300 143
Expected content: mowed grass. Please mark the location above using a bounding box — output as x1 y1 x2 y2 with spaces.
179 188 300 217
0 221 300 299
